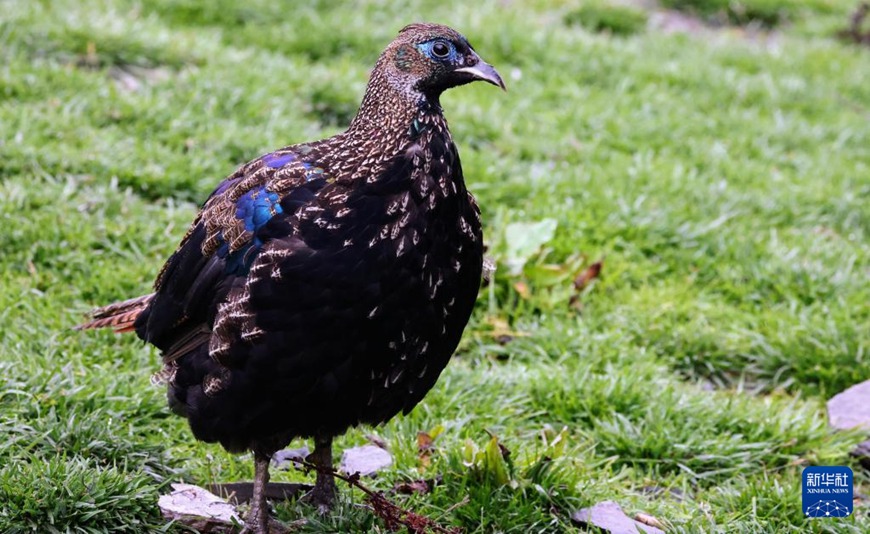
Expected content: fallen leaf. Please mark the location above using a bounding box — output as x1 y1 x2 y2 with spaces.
158 483 240 532
418 431 434 452
827 379 870 430
394 479 432 495
504 219 557 275
573 260 603 291
417 429 438 468
340 444 393 476
513 281 531 299
572 501 665 534
828 379 870 468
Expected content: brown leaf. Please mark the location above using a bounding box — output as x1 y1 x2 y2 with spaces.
394 480 431 495
573 260 603 291
417 431 434 468
513 281 531 299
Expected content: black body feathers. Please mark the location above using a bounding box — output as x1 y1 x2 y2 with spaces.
81 23 503 460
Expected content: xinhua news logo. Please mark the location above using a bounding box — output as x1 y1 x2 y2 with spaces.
802 466 853 518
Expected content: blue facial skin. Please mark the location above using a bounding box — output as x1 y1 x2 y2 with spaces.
417 39 461 64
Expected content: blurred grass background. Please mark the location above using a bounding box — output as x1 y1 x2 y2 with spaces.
1 0 868 531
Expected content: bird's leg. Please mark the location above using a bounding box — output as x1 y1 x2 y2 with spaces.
305 433 336 513
244 450 272 534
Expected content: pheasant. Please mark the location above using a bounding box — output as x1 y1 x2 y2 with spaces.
78 23 503 533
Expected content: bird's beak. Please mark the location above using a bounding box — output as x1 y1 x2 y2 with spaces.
455 60 506 91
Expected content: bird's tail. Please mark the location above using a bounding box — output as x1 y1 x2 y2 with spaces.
75 293 154 333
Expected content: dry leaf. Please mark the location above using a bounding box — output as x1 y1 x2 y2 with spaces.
394 479 432 495
340 444 393 476
573 260 603 291
572 501 665 534
827 379 870 430
513 281 531 299
417 431 435 468
158 483 240 532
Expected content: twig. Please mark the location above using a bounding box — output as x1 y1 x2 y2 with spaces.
840 2 870 44
294 458 461 534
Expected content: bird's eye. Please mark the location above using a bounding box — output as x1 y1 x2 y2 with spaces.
432 42 451 58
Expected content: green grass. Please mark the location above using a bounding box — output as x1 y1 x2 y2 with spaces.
659 0 842 27
564 1 649 36
1 0 869 531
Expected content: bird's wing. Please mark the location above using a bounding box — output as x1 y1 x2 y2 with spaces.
134 147 331 362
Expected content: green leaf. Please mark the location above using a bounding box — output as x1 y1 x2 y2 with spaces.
503 219 558 276
484 435 511 486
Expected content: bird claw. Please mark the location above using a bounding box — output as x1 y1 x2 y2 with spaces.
241 504 270 534
301 483 336 514
240 515 290 534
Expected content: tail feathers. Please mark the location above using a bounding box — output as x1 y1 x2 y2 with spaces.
76 293 154 333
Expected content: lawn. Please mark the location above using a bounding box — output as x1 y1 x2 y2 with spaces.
1 0 869 532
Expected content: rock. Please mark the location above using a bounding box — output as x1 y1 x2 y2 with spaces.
340 444 393 476
158 483 240 532
572 501 665 534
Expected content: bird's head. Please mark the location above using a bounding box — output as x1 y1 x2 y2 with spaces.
381 23 505 100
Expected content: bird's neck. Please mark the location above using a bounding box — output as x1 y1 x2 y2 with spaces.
347 64 443 138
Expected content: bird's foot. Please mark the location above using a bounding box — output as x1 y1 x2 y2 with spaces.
241 513 292 534
242 451 273 533
302 474 336 514
241 499 271 533
302 433 337 514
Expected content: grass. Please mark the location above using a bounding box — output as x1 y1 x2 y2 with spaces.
564 1 649 36
658 0 842 27
1 0 869 531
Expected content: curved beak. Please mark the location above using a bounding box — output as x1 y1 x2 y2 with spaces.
455 59 506 91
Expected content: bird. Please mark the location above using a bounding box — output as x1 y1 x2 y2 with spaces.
77 22 504 533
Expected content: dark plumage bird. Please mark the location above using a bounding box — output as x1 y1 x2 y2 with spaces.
78 23 503 533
